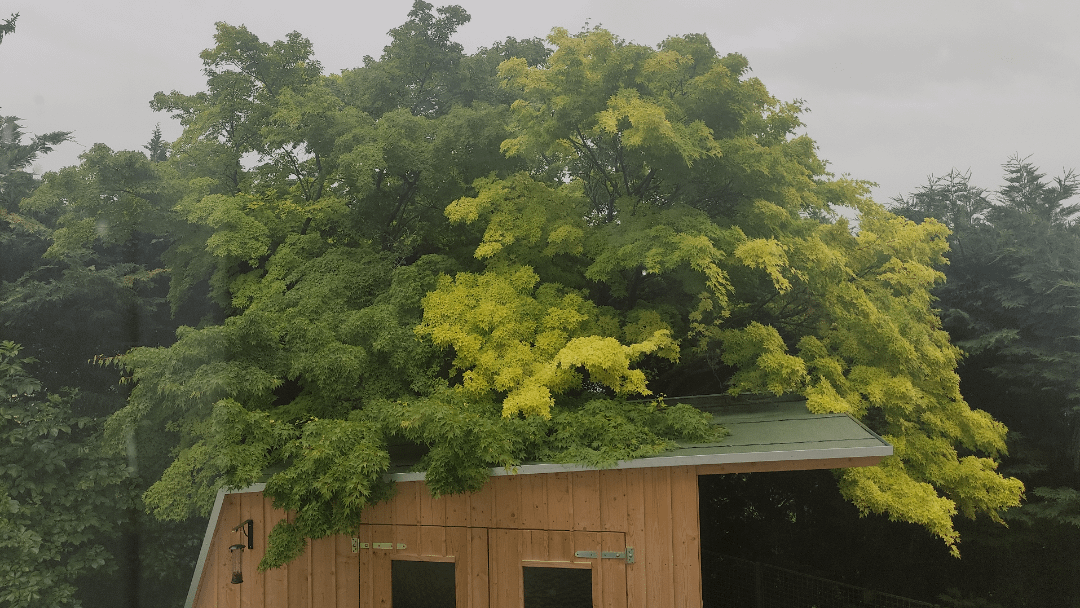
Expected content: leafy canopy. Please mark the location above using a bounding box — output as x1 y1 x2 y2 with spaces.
72 2 1023 566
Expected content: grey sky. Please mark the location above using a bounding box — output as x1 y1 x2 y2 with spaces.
4 0 1078 203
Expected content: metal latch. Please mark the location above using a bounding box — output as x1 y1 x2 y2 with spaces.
352 540 403 551
578 547 634 563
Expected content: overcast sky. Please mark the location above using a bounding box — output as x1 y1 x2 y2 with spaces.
3 0 1078 203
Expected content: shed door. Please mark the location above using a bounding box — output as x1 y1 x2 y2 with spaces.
489 529 629 608
355 524 489 608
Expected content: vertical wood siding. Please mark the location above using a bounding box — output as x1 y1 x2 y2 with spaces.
193 466 702 608
192 491 361 608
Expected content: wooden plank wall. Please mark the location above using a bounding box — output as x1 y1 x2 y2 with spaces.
192 491 358 608
193 466 702 608
363 467 701 607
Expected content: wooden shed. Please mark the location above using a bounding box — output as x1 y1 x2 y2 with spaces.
185 395 891 608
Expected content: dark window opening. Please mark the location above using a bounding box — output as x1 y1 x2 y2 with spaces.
523 566 593 608
390 559 455 608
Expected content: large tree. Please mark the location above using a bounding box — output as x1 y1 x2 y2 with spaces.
85 2 1021 569
443 24 1023 556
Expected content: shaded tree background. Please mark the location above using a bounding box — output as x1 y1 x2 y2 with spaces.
3 13 206 608
2 117 208 608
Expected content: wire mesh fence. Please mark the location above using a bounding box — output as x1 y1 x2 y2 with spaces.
702 550 942 608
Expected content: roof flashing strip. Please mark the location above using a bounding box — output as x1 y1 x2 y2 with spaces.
384 443 891 482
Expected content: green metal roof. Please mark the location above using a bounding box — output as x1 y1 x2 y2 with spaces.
385 394 891 482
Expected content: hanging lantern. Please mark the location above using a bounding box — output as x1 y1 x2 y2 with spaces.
229 519 253 585
229 544 245 584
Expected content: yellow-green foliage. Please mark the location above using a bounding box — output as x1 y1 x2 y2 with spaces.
734 238 792 293
716 202 1023 555
476 25 1023 556
719 322 807 395
444 173 587 261
537 397 725 468
417 265 677 417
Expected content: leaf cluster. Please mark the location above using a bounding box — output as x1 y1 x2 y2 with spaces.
2 96 209 607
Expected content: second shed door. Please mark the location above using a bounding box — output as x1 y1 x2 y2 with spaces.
356 524 489 608
489 528 628 608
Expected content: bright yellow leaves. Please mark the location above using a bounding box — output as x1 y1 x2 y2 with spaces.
838 459 964 556
417 266 677 418
435 23 1022 559
499 27 723 170
555 335 656 394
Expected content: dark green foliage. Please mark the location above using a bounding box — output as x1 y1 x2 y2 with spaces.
1 116 71 211
2 85 203 608
144 125 168 163
892 158 1080 487
1013 486 1080 527
257 413 392 568
536 397 723 467
6 143 178 401
887 157 1080 604
365 393 721 495
893 159 1080 377
0 13 16 46
0 342 132 608
347 1 471 117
